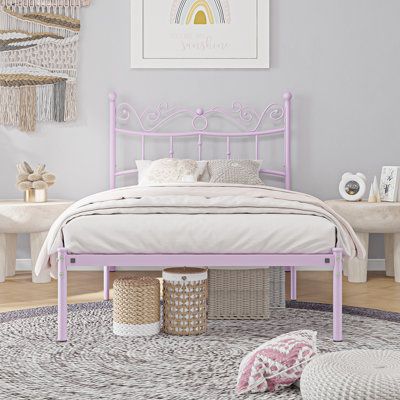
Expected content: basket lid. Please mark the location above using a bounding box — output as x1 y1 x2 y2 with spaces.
113 276 160 288
163 267 207 275
163 267 207 283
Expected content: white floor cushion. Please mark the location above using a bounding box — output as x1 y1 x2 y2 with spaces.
301 350 400 400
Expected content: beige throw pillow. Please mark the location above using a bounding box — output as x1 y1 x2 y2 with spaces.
207 160 264 185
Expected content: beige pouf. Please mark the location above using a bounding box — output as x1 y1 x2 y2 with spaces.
163 267 208 336
113 277 160 337
301 350 400 400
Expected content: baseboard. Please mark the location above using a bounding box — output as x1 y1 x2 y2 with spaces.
16 259 386 272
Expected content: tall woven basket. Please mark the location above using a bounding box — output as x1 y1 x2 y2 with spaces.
113 277 160 337
208 268 271 320
163 267 208 336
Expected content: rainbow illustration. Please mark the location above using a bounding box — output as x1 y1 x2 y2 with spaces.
170 0 231 25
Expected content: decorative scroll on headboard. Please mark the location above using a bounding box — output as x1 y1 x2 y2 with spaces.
0 0 91 132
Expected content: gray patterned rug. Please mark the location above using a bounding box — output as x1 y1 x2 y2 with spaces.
1 302 400 400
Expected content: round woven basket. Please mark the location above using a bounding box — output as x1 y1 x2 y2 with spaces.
113 276 160 337
163 267 208 336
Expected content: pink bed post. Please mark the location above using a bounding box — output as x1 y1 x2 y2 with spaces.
290 266 297 300
107 92 118 276
283 92 297 299
283 92 292 191
57 248 68 342
332 248 343 341
103 266 110 300
109 92 117 190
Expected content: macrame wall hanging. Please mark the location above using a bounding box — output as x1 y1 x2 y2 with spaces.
0 0 90 132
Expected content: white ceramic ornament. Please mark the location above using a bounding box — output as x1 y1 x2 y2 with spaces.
372 176 381 202
339 172 367 202
368 184 376 203
367 176 382 203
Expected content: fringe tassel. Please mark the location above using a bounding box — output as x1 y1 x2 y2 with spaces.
36 83 53 121
0 85 19 125
1 1 91 7
1 1 91 18
64 80 76 121
2 6 82 19
19 84 36 131
53 79 65 122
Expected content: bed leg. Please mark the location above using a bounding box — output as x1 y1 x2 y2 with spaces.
104 266 110 301
57 248 68 342
290 267 297 300
332 248 343 342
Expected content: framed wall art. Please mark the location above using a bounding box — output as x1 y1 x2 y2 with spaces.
131 0 270 69
379 166 400 202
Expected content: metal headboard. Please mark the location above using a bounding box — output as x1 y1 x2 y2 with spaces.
109 91 293 190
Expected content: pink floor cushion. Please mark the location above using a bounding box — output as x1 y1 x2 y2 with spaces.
236 330 318 395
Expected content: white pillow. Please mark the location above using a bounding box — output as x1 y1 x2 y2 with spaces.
135 160 152 184
135 159 207 186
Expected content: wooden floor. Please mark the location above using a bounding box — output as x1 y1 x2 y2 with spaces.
1 271 400 313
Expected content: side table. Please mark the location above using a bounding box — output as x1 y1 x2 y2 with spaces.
326 200 400 283
0 200 73 283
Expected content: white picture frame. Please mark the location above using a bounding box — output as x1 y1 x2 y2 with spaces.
379 166 400 202
131 0 269 69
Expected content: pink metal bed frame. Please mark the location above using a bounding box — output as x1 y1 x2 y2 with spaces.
56 91 343 342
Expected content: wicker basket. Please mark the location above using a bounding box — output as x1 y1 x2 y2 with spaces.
208 268 271 320
113 276 160 337
163 267 208 336
269 267 286 308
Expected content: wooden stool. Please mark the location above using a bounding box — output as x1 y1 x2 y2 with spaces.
326 200 400 283
0 200 72 283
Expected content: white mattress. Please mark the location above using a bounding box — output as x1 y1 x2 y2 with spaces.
63 213 337 255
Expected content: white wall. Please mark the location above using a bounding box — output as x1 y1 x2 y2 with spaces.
1 0 400 258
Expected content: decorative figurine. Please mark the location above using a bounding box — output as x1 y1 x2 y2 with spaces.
368 176 381 203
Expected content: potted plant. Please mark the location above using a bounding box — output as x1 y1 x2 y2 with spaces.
16 162 56 203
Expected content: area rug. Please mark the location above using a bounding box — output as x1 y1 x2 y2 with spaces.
1 302 400 400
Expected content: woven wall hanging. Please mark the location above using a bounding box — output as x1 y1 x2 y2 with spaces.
0 0 90 132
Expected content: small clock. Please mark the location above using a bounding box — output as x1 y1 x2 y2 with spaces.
339 173 367 202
